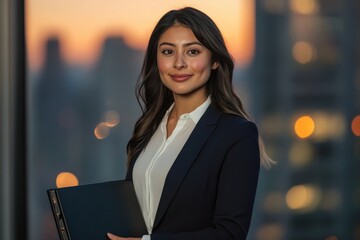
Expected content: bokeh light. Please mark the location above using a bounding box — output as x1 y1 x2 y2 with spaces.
352 115 360 136
290 0 319 15
292 41 316 64
56 172 79 188
286 184 320 211
104 110 120 127
294 115 315 139
94 122 110 139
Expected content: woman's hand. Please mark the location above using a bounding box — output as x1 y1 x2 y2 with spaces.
106 232 141 240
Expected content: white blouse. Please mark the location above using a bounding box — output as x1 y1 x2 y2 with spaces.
132 97 211 240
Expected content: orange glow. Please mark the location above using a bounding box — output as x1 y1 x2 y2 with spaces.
352 115 360 136
26 0 254 70
290 0 319 15
286 185 308 209
104 111 120 127
292 41 316 64
294 115 315 139
56 172 79 188
94 122 110 139
286 184 320 210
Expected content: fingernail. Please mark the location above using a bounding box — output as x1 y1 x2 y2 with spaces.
107 232 114 238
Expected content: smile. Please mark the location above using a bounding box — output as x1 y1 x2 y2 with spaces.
169 74 193 82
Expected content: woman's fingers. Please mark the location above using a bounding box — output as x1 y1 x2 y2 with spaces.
106 233 141 240
107 233 122 240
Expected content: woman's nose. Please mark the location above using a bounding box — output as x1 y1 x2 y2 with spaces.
173 54 187 69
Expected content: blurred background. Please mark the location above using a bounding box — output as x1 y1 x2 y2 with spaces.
2 0 359 239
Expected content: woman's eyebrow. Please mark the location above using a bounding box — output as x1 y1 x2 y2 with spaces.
158 41 203 47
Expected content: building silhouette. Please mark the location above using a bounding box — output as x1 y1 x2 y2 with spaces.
30 37 79 240
77 36 143 182
248 0 360 239
29 36 143 240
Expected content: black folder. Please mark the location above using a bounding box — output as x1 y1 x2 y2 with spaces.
47 180 147 240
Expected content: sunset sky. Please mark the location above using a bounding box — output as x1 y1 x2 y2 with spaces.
26 0 255 70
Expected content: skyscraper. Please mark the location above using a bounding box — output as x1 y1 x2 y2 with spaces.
249 0 360 239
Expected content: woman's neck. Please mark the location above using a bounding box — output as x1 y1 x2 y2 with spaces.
170 94 208 120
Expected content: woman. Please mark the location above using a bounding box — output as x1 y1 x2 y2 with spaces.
107 7 273 240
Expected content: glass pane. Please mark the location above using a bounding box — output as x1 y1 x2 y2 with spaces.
26 1 251 239
26 0 360 240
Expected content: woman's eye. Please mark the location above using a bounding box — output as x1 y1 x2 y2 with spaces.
188 49 200 55
161 49 173 55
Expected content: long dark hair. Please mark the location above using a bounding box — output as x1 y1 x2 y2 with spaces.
127 7 274 167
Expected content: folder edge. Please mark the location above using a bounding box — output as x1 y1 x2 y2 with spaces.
47 189 71 240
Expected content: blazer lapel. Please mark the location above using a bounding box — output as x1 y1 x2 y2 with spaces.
153 104 221 230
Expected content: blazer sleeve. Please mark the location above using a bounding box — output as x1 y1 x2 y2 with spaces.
151 121 260 240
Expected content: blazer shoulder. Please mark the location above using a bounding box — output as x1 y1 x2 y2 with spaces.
217 113 259 138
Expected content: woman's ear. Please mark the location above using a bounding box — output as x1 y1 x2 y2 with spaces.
211 62 219 70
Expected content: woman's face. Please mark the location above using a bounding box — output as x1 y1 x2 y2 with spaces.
157 25 218 100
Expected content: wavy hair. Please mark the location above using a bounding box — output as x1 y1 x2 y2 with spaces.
127 7 274 168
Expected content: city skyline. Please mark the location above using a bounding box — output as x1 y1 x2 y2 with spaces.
26 0 255 70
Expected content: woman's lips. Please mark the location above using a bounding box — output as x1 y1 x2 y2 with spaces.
170 74 193 82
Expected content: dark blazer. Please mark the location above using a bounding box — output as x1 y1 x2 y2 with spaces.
126 104 260 240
